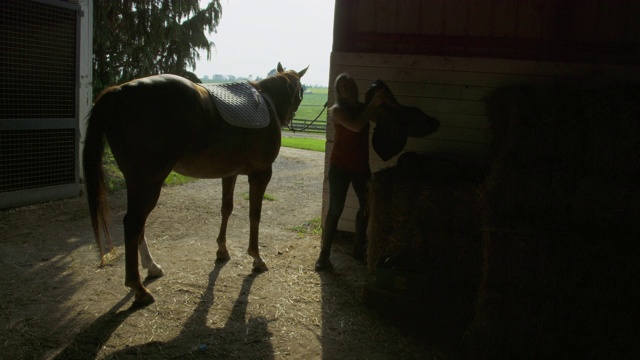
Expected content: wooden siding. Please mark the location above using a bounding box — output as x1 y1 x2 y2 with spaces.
324 52 640 232
333 0 640 64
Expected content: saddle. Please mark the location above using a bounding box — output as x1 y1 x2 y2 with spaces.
203 82 270 128
366 80 440 161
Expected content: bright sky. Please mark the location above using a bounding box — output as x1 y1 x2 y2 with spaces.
194 0 335 86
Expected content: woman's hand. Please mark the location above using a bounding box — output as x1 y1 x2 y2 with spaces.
371 88 398 108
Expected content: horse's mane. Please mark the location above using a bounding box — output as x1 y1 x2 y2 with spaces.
253 71 301 127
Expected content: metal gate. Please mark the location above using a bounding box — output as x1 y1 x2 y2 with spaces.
0 0 80 209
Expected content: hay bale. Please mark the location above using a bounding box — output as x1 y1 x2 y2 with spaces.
367 154 484 332
470 84 640 359
368 154 482 272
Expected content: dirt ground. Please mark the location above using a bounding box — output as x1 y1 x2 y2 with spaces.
0 147 450 360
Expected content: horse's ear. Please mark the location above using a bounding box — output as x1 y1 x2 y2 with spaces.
298 66 309 78
277 62 284 73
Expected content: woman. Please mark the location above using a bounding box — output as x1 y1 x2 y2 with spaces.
315 73 396 272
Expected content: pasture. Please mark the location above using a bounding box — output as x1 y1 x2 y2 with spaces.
295 87 328 121
290 87 328 133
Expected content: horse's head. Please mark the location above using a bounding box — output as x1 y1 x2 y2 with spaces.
257 62 308 127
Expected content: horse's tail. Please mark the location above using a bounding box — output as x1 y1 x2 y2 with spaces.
83 88 117 265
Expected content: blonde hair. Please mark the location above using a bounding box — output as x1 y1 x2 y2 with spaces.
334 73 358 106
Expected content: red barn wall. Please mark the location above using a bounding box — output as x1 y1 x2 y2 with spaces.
324 0 640 232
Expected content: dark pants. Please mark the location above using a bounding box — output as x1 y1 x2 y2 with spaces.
319 164 371 260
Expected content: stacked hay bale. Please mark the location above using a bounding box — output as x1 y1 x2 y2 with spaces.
367 152 484 330
469 84 640 359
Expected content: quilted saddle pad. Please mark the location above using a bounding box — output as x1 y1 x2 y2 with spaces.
205 82 270 128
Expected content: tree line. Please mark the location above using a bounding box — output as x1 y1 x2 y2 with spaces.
201 66 283 83
202 74 265 83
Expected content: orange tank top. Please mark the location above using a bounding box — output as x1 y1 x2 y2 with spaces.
330 121 370 173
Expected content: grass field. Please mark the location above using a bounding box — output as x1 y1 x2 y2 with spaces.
292 87 328 130
281 137 326 152
103 136 325 192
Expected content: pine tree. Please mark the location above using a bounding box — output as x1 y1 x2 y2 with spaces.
93 0 222 96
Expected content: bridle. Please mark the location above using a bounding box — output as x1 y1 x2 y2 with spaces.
279 78 303 131
289 81 304 120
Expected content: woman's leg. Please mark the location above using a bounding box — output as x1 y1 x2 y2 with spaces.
316 165 352 271
351 170 371 261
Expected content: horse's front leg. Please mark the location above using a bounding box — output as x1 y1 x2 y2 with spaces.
216 176 237 262
248 168 272 272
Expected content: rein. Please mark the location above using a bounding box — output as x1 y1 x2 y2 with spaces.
294 101 328 132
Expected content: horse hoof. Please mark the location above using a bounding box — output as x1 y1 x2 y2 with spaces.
147 264 164 278
314 258 333 272
133 291 156 307
216 250 231 263
99 250 117 266
252 260 269 273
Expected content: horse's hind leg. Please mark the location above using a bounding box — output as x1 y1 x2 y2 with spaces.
123 181 164 306
139 233 164 278
248 169 272 272
215 176 237 262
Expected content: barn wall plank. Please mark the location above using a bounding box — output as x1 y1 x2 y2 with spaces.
353 1 374 33
334 0 640 63
420 0 445 34
396 0 423 34
515 0 544 38
467 0 492 37
331 52 639 79
491 0 518 38
442 0 467 36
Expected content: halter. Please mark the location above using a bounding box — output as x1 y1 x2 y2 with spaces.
276 75 304 131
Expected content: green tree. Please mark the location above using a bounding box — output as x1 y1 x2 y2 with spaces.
93 0 222 96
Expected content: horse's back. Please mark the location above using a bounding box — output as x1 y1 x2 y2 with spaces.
113 74 206 114
94 74 281 179
96 75 211 174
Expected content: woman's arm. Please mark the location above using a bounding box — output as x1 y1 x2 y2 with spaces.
332 90 393 132
332 105 368 132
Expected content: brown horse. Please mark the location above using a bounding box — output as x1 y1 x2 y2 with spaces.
83 63 307 306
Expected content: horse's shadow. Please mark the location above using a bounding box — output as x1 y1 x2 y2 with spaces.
50 276 159 359
53 263 273 359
